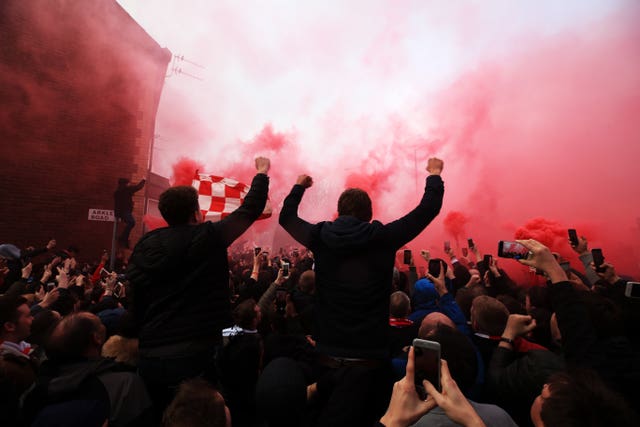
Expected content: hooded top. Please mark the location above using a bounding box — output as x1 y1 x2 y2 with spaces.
279 175 444 359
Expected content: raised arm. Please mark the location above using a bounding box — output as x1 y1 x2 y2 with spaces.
130 178 146 193
384 158 445 249
279 174 315 248
219 157 270 246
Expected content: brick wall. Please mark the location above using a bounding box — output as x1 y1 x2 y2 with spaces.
0 0 171 262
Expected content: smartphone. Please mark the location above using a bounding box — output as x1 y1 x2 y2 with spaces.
282 261 290 277
254 247 261 256
591 248 606 273
568 229 579 247
413 338 441 398
483 254 493 267
498 241 530 259
444 241 451 252
559 261 571 272
263 252 269 261
100 267 110 281
113 282 124 298
625 282 640 299
461 247 469 257
46 282 56 291
428 259 442 277
275 288 287 314
467 238 475 249
403 249 412 265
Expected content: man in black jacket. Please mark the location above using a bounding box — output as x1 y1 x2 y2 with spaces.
114 177 146 248
127 157 270 414
279 157 444 426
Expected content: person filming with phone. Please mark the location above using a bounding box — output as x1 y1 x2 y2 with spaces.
279 157 444 426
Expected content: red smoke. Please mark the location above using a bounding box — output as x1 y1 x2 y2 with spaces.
443 211 468 244
171 157 204 186
161 4 640 280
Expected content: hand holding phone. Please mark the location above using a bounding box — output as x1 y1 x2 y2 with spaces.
591 248 606 273
568 229 579 247
413 339 441 399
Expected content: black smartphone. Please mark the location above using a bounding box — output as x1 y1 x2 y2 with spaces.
413 338 441 398
483 254 493 267
467 238 475 249
403 249 412 265
282 261 290 277
461 247 468 257
275 288 287 314
625 282 640 299
444 241 451 252
559 261 571 272
428 259 443 277
591 249 605 272
254 247 261 256
568 229 579 247
498 241 530 259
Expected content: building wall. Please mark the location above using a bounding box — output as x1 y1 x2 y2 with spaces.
0 0 171 261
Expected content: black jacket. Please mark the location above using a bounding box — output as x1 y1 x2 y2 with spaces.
279 175 444 359
127 173 269 349
114 179 145 217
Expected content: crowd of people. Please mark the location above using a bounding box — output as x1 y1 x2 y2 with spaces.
1 156 639 427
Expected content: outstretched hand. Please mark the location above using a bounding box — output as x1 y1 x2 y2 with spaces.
380 346 437 427
426 158 444 175
255 157 271 174
296 175 313 189
423 360 486 427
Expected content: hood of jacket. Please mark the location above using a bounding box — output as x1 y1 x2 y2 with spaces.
412 278 439 311
319 216 377 253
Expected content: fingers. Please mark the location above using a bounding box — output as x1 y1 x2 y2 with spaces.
422 379 442 403
406 346 416 382
440 359 453 384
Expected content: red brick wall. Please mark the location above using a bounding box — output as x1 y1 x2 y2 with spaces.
0 0 171 262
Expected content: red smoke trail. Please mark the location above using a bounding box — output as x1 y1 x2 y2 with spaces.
171 157 204 186
443 211 468 246
162 4 640 280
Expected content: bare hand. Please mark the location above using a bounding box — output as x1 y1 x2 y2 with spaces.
56 267 70 289
426 261 447 296
255 157 271 174
423 360 486 427
570 235 589 256
40 287 60 308
591 261 620 285
426 158 444 175
380 346 437 427
21 262 33 279
516 239 567 284
420 250 430 262
465 274 481 288
296 175 313 188
46 239 57 250
503 314 537 340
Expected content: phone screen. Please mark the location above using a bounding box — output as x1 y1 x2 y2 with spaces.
483 254 493 267
403 249 412 265
462 247 468 257
428 259 442 277
282 262 290 277
591 249 605 272
413 339 441 397
568 229 579 246
498 241 530 259
254 247 261 256
626 282 640 298
467 238 475 249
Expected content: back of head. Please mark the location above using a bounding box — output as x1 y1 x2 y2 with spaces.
540 369 638 427
389 291 411 319
298 270 315 294
233 298 258 330
163 378 228 427
471 295 509 336
47 312 105 360
418 312 456 338
159 186 200 226
424 324 478 393
117 178 129 187
455 284 487 320
337 188 372 222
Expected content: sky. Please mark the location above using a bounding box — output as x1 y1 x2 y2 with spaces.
116 0 640 278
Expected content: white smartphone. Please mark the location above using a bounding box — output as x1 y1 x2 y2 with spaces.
625 282 640 299
413 338 441 398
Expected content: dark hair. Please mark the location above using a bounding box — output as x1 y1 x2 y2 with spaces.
541 370 637 427
337 188 372 222
233 298 258 330
425 324 478 393
162 378 227 427
528 285 551 311
389 291 411 318
497 294 526 315
27 310 61 347
471 295 509 336
159 186 200 226
0 295 27 328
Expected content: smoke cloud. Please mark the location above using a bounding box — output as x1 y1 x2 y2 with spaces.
119 1 640 279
